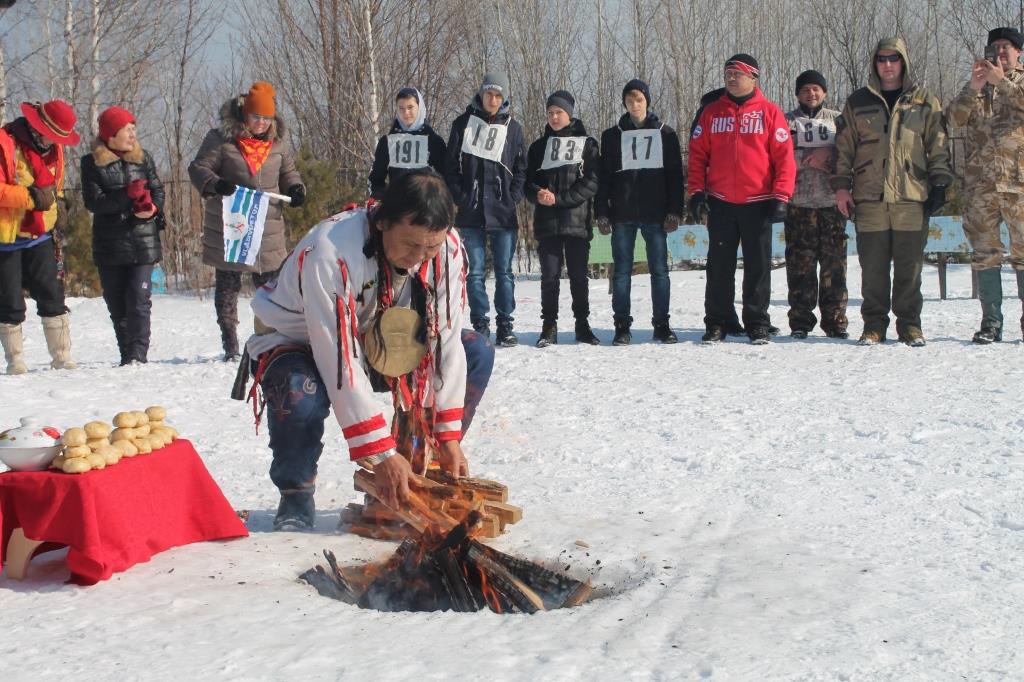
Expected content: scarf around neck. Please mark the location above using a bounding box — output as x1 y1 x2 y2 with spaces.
236 135 273 176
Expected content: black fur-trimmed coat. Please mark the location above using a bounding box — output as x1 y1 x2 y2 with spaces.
81 138 165 267
188 96 303 273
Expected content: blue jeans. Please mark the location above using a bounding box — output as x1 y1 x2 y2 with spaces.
461 227 516 326
611 222 670 324
260 330 494 492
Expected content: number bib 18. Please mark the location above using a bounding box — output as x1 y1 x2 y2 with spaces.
461 116 509 163
620 130 663 170
387 134 430 169
541 136 588 170
790 115 836 149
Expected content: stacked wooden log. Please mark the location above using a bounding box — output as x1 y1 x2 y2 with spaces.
341 468 523 541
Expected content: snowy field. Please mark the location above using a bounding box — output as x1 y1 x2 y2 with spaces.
2 261 1023 681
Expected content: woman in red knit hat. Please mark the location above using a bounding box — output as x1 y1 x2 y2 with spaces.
188 81 305 361
80 105 165 365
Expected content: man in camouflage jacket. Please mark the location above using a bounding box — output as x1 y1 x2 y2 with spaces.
946 27 1024 343
831 37 954 347
784 70 848 339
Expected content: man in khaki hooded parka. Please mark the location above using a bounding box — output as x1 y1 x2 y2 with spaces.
831 38 954 347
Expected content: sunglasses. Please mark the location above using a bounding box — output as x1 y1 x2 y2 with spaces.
876 54 902 63
246 114 273 123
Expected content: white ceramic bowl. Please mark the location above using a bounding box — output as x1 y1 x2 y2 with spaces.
0 445 63 472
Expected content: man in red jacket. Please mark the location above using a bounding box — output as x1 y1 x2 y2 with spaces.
688 54 796 344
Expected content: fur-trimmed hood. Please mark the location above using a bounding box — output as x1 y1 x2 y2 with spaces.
90 137 145 167
217 96 287 141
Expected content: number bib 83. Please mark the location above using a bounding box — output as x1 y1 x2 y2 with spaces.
387 134 430 169
620 130 663 170
791 115 836 149
461 116 509 163
541 136 588 170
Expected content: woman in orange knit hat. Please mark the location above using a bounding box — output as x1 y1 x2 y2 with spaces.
188 81 305 361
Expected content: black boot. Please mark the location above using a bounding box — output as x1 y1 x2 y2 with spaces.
273 488 316 531
748 326 771 345
725 321 745 336
652 321 678 344
702 325 725 344
536 320 557 348
472 320 491 340
973 268 1003 344
612 319 632 346
496 322 518 347
574 319 600 345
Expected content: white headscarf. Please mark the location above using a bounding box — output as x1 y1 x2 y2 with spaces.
396 87 426 132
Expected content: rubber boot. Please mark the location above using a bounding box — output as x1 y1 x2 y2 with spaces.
41 313 77 370
973 268 1003 344
0 323 28 375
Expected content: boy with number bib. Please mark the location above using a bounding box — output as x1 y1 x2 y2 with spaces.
368 87 446 199
444 73 527 347
595 79 684 346
525 90 600 347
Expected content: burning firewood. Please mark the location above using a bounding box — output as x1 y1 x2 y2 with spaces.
301 515 592 613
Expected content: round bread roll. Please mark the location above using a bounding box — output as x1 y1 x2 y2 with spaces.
84 421 112 439
96 445 120 465
166 426 179 440
50 454 66 470
151 426 172 442
61 427 87 447
110 427 135 442
114 439 138 457
147 434 166 450
112 411 138 428
134 423 151 437
65 444 91 459
133 411 149 426
86 437 110 450
86 453 106 470
145 406 166 422
132 438 152 455
63 457 91 474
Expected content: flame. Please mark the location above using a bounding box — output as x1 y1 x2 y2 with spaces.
477 564 504 613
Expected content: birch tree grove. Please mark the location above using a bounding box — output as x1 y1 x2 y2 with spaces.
0 0 1022 289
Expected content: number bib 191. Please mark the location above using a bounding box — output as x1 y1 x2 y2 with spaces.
790 115 836 149
541 136 588 170
461 115 509 163
387 134 430 169
620 130 663 170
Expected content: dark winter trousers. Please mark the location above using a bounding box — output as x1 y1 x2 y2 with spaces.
537 236 590 322
854 201 928 336
260 330 495 492
0 238 67 324
784 205 849 334
99 264 154 364
215 268 277 355
704 199 773 330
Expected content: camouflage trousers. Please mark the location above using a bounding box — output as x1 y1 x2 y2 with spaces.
963 188 1024 271
784 205 849 333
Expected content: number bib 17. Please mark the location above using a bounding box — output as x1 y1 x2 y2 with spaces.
387 134 430 169
541 136 588 170
620 130 663 170
461 115 509 163
791 115 836 149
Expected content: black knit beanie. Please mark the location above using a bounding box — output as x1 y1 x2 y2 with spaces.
621 79 652 108
795 70 828 94
725 53 760 78
546 90 575 118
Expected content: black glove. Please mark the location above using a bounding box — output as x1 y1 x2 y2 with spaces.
770 200 789 222
213 179 236 196
688 192 708 224
923 185 946 217
287 184 306 208
27 184 56 211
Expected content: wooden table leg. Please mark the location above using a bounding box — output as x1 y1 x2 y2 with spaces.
5 528 44 580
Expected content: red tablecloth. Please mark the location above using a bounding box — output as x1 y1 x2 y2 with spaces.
0 439 248 584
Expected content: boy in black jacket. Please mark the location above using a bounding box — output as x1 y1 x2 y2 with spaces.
368 87 446 199
595 79 683 345
525 91 600 347
444 73 527 347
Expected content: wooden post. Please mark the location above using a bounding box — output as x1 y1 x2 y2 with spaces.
937 254 948 300
971 268 979 300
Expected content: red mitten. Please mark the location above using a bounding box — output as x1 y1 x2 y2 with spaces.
126 179 148 200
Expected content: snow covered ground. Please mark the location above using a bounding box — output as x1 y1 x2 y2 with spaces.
2 261 1023 681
